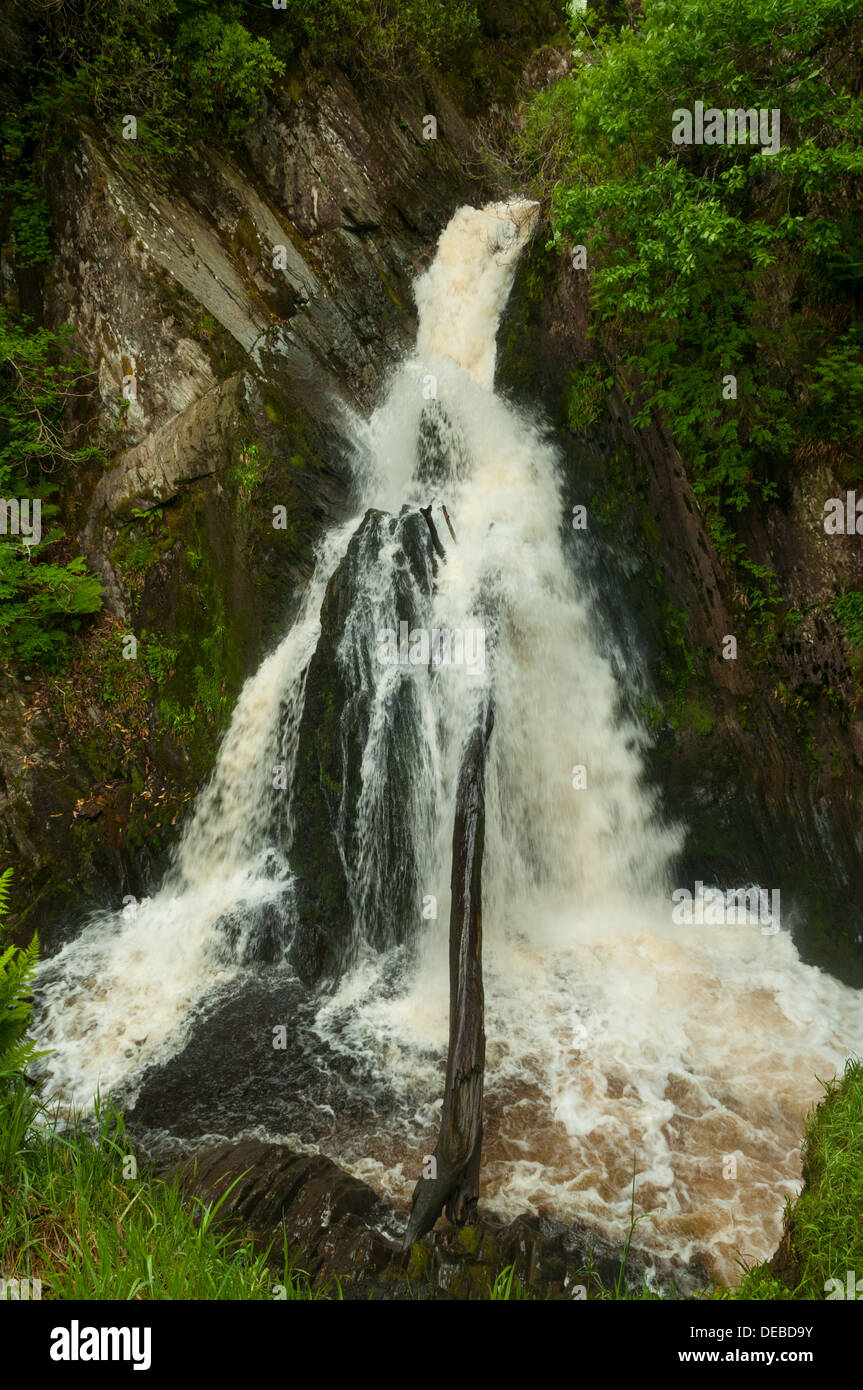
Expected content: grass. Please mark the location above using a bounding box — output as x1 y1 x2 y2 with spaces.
489 1263 536 1300
0 1082 331 1300
778 1057 863 1297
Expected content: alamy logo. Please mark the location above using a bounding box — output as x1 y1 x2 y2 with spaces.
672 881 780 935
824 1271 863 1300
823 492 863 534
672 103 781 156
50 1321 151 1371
377 621 486 676
0 1277 42 1299
0 497 41 545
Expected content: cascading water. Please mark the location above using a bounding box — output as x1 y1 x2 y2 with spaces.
34 200 862 1284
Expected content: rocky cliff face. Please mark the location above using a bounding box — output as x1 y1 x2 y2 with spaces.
0 56 500 942
497 240 863 986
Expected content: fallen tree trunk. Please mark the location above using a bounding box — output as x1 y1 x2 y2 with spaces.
404 697 494 1247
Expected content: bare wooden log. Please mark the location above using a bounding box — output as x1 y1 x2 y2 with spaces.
403 697 494 1247
420 504 446 561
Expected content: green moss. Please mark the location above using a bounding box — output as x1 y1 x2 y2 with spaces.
455 1222 481 1255
191 311 218 341
593 454 629 527
111 515 173 581
640 504 662 552
658 601 696 693
233 212 263 260
673 696 715 737
638 697 665 731
406 1243 430 1281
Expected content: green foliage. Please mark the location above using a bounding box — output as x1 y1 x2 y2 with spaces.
26 0 486 177
563 361 611 431
787 1057 863 1296
525 0 863 549
833 591 863 649
0 1087 335 1298
659 601 696 692
288 0 481 72
1 114 54 267
0 311 104 668
809 333 863 441
32 1 286 171
0 874 46 1081
141 636 178 686
173 10 287 140
488 1262 535 1299
234 439 264 500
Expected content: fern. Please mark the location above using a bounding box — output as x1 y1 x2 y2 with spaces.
0 872 47 1079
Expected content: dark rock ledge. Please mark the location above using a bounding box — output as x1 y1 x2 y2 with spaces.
152 1137 702 1300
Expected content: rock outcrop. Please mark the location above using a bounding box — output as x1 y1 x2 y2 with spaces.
288 507 438 985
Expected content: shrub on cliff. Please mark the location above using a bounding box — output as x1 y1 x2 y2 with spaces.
27 0 492 170
524 0 863 558
0 311 104 669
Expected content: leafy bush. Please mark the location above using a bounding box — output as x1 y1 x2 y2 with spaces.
525 0 863 545
288 0 481 71
28 0 486 176
31 1 286 169
0 311 104 668
173 9 287 140
1 117 53 268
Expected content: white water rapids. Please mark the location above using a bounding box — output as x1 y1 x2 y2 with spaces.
34 200 862 1284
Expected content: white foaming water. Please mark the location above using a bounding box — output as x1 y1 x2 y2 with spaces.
36 521 356 1103
35 199 861 1283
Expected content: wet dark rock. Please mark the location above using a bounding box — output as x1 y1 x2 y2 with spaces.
288 507 438 986
155 1135 685 1300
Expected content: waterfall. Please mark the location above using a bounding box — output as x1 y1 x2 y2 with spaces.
34 199 862 1283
